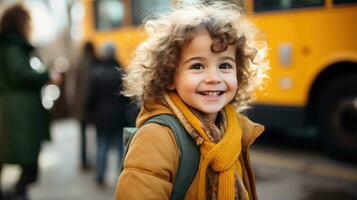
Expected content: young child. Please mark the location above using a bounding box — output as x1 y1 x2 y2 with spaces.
115 1 268 200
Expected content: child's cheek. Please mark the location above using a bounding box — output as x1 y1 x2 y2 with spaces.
227 75 239 102
227 75 238 89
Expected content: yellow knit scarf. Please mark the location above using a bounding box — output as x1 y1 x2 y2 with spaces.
167 92 243 200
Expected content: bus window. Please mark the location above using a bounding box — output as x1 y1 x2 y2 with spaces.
254 0 323 12
131 0 171 25
334 0 357 4
94 0 124 30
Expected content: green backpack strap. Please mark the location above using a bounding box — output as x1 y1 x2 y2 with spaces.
120 114 200 200
147 114 200 200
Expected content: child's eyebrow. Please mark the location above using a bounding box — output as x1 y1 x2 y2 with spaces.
183 56 235 64
183 57 205 64
221 56 236 62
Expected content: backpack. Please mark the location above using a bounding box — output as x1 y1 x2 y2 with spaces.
120 114 200 200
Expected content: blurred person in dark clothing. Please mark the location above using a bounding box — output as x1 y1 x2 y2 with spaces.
0 4 61 200
73 41 98 171
87 43 129 187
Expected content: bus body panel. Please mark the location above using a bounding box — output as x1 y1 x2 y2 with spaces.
252 4 357 107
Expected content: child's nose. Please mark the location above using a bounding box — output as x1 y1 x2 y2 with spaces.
204 68 221 83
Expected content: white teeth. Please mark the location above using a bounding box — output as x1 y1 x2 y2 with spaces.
202 91 221 96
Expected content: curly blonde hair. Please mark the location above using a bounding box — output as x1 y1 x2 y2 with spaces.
123 1 269 111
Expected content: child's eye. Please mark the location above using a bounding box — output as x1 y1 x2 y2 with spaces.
219 63 233 70
190 63 204 70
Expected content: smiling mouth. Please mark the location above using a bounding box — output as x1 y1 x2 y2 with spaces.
198 91 224 96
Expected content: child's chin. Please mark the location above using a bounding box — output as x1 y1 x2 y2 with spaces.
200 107 223 115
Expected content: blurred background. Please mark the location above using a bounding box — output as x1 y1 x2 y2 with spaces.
0 0 356 200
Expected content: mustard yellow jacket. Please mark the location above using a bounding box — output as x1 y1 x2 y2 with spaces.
115 102 264 200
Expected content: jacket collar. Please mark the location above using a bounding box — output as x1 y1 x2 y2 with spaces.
238 115 265 148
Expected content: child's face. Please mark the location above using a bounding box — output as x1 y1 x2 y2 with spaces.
173 31 238 122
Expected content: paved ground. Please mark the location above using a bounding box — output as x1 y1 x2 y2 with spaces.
2 119 357 200
252 145 357 200
2 119 115 200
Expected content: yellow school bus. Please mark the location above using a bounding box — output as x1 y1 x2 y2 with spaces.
80 0 357 159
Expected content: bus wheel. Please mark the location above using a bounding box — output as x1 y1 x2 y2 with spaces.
317 74 357 161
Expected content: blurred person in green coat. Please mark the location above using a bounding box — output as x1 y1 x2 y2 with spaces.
0 4 61 200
